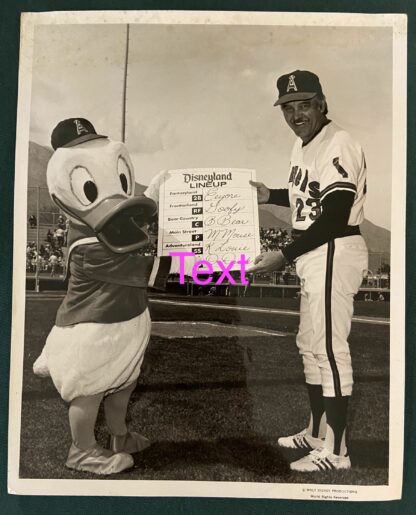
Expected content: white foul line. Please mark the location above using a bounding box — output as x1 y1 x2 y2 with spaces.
149 299 390 326
153 320 287 337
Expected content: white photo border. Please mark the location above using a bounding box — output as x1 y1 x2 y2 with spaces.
8 9 407 500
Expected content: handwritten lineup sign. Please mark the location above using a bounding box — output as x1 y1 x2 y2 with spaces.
157 168 261 271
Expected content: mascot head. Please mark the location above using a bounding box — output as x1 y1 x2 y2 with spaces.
47 118 157 253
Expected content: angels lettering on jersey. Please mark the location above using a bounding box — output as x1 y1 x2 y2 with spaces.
288 122 367 231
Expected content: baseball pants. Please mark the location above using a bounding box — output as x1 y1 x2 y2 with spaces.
295 235 368 397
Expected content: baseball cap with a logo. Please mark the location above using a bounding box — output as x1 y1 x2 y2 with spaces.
51 118 107 150
273 70 323 106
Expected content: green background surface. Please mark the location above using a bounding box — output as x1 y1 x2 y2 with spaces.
1 1 414 513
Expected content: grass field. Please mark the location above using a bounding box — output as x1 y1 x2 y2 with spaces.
19 294 389 484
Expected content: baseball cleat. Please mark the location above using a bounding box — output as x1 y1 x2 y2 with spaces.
65 442 134 475
290 447 351 472
109 431 150 454
278 428 324 450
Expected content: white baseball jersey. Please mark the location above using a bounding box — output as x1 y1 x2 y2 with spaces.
288 122 367 230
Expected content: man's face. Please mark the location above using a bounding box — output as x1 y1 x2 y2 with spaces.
280 97 326 144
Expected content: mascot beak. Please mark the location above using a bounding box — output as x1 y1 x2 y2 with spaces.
52 192 158 254
94 195 157 253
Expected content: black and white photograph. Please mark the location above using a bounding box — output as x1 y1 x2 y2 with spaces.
8 10 406 500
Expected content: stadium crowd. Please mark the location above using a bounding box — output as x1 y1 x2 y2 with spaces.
260 227 292 252
26 215 68 276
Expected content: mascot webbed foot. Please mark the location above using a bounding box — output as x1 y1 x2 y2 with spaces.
65 442 134 475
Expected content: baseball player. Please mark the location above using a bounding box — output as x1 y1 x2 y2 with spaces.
250 70 368 472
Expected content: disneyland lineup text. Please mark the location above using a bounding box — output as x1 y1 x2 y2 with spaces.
182 171 231 189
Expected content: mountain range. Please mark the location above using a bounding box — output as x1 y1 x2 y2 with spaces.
27 141 390 263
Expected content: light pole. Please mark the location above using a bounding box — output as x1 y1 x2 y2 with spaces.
121 24 130 143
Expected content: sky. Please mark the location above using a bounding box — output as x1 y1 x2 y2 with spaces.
30 22 393 229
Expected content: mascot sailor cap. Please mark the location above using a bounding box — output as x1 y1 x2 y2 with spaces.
274 70 323 106
51 118 107 150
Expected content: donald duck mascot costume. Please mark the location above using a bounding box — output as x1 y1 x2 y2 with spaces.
34 118 189 475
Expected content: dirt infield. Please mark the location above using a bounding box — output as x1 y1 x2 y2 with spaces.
152 321 288 339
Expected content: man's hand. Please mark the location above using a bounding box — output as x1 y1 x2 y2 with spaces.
248 250 288 273
249 181 270 204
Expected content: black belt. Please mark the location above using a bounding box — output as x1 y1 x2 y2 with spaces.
291 225 361 241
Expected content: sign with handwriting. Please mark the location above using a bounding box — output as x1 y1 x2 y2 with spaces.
157 168 261 271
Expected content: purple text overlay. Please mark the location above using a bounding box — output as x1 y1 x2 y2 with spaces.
169 252 250 285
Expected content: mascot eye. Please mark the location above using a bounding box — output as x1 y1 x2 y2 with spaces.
70 166 98 206
118 156 132 195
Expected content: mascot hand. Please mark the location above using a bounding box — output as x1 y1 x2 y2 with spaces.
144 170 171 204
